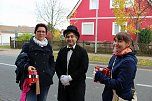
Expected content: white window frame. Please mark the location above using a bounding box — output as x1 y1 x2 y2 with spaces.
90 0 98 10
112 22 127 35
82 22 94 35
110 0 134 8
110 0 115 8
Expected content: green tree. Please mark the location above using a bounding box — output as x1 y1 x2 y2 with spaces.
53 29 61 41
112 0 152 36
16 33 33 41
112 0 130 31
138 28 152 54
138 28 152 44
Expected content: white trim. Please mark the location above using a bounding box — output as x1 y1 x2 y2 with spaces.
82 22 94 35
69 16 152 20
112 22 127 35
110 0 114 8
70 17 116 20
67 0 82 19
89 0 99 10
112 22 116 35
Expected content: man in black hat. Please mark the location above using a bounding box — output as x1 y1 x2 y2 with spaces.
55 25 89 101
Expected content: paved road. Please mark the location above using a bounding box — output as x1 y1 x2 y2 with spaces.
0 49 152 101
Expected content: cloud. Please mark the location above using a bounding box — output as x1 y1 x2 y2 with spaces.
0 0 79 27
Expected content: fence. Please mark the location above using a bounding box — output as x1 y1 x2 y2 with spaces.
10 37 152 56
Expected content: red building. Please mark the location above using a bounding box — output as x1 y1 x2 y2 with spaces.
67 0 152 42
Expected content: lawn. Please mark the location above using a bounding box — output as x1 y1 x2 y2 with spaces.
0 45 10 49
54 51 152 68
0 46 151 68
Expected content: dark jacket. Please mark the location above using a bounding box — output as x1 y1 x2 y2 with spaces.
95 52 137 101
15 52 29 89
15 37 55 89
55 45 89 101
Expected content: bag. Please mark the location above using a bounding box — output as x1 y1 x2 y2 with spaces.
28 70 40 95
15 67 27 90
95 66 111 77
112 87 137 101
28 70 39 86
131 88 137 101
15 52 29 89
15 42 30 89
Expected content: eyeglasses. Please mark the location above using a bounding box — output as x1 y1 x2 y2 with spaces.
36 30 46 33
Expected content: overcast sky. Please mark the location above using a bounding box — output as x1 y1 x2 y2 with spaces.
0 0 79 28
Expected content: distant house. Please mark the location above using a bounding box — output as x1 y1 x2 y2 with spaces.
0 25 34 45
68 0 152 42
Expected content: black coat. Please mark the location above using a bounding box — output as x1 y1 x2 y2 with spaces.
15 38 55 89
55 45 89 101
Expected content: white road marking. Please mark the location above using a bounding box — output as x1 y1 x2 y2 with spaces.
86 77 152 88
136 84 152 88
0 63 15 67
86 77 93 79
90 63 152 71
1 62 152 88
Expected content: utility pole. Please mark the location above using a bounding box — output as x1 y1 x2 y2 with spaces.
95 0 99 53
14 26 19 48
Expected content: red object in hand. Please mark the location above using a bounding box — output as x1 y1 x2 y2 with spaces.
28 70 39 86
95 66 111 77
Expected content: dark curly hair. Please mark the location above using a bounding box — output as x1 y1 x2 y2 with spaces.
34 23 48 34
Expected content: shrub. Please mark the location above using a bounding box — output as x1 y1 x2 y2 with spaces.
16 33 33 41
138 28 152 44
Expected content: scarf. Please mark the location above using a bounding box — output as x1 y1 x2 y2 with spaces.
113 47 132 56
33 37 48 47
20 79 30 101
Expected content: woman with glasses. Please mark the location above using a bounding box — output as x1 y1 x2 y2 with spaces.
15 23 55 101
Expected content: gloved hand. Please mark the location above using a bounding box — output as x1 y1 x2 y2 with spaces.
95 70 110 84
94 71 102 82
93 67 98 76
60 75 72 86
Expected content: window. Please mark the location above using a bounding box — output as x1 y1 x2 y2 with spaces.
90 0 98 10
82 22 94 35
112 22 127 35
110 0 134 8
125 0 134 8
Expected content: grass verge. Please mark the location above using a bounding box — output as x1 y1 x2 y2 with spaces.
0 45 10 49
54 51 152 68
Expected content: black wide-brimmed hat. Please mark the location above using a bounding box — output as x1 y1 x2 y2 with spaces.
63 25 80 40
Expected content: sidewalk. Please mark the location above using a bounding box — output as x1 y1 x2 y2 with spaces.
89 52 152 61
88 52 152 69
0 48 21 56
0 48 152 60
0 48 152 69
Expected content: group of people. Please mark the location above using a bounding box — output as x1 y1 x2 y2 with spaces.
15 23 137 101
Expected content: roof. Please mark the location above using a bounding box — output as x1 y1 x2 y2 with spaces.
0 25 34 34
148 0 152 6
67 0 82 19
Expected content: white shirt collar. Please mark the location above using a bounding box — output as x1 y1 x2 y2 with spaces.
67 44 76 49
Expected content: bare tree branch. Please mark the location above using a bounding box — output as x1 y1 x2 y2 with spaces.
35 0 68 29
